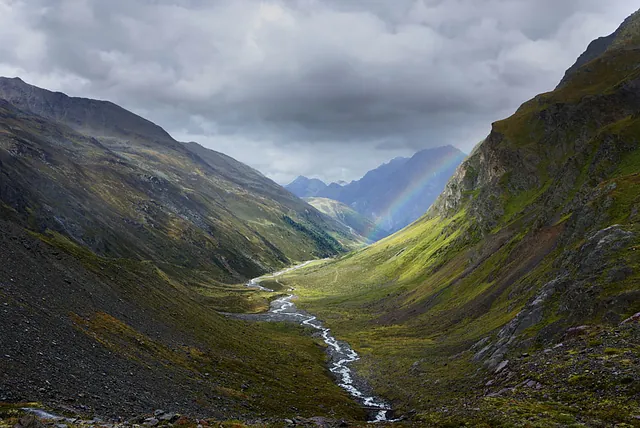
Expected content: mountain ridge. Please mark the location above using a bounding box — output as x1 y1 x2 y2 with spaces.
303 197 386 242
279 10 640 426
0 77 363 283
286 145 465 237
0 77 370 420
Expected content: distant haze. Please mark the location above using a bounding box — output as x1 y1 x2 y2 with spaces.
287 145 466 238
0 0 636 183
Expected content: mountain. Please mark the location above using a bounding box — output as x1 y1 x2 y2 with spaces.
304 197 387 242
280 10 640 426
0 78 367 420
0 77 363 284
287 146 466 238
285 175 328 198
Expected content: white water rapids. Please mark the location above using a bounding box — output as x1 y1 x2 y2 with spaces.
245 261 397 423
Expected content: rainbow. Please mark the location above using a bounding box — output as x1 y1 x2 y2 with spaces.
361 149 464 242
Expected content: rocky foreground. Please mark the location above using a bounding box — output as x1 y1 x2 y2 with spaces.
1 407 362 428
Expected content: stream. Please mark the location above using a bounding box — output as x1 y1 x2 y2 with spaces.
240 261 397 423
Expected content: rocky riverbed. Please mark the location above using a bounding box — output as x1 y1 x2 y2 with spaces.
232 263 398 423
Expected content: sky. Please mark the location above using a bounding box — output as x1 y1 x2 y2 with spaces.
0 1 637 184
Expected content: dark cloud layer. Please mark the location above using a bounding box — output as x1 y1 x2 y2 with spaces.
0 0 637 183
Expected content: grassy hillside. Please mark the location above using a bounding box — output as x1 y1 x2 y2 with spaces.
0 79 367 421
0 78 362 286
305 197 385 242
280 11 640 427
0 217 363 421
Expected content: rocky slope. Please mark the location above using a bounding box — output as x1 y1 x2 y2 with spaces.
0 78 362 284
0 78 371 422
280 10 640 426
287 146 465 238
0 217 362 422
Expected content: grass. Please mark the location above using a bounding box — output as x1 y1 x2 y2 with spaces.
24 229 364 421
273 35 640 425
5 13 640 427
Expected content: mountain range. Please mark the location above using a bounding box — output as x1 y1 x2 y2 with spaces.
0 77 366 420
1 8 640 428
286 145 466 238
0 77 363 283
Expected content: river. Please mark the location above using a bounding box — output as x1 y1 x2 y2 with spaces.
240 261 397 423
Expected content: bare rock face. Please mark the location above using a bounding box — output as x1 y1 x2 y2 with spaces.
473 222 635 371
449 20 640 365
578 225 634 274
474 274 569 369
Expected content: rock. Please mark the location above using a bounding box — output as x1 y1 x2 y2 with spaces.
471 337 490 351
127 416 145 425
525 380 540 388
409 360 424 373
284 419 294 425
153 409 164 417
144 417 159 426
579 225 634 274
486 387 514 397
494 360 509 373
566 325 589 337
308 416 331 426
607 266 633 282
158 412 178 422
621 312 640 325
481 275 568 369
14 416 45 428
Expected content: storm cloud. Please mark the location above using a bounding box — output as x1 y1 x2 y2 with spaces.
0 0 637 183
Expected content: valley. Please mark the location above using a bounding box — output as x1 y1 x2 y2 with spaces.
1 5 640 428
231 262 396 423
286 146 465 239
273 10 640 427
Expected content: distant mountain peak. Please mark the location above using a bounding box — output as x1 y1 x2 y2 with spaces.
285 176 328 198
287 145 466 239
0 76 174 146
558 9 640 88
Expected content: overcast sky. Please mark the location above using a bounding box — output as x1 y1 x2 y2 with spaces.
0 1 637 184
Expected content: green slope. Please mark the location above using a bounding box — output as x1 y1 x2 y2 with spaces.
280 10 640 427
304 197 385 242
0 80 368 420
0 218 363 420
0 78 361 285
0 79 368 420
